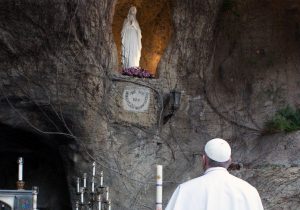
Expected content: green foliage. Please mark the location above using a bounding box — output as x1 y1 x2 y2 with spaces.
264 106 300 133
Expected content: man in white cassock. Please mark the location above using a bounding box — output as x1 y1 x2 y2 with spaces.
121 6 142 68
165 138 264 210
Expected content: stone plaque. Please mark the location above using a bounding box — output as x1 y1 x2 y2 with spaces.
123 86 150 112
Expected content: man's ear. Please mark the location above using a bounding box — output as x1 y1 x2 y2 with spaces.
202 154 208 169
202 154 205 163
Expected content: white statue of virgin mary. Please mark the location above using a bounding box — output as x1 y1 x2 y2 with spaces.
121 6 142 68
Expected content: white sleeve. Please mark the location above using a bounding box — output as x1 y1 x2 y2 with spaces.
165 186 181 210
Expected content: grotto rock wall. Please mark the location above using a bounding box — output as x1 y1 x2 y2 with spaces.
0 0 300 210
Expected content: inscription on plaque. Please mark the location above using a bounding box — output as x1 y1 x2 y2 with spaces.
123 86 150 112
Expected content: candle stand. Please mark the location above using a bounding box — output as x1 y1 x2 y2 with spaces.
75 163 111 210
16 180 25 190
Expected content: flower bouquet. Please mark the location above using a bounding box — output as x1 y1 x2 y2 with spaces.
122 66 154 78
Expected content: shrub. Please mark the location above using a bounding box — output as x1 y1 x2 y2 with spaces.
264 106 300 133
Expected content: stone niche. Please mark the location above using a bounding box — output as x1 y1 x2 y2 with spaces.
112 0 173 76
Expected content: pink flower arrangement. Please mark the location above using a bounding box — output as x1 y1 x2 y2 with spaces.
122 67 154 78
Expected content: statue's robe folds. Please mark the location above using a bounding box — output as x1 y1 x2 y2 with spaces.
121 18 142 68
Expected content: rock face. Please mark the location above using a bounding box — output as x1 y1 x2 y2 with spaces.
0 0 300 210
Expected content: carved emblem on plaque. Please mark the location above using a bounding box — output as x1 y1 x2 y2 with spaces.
123 86 150 112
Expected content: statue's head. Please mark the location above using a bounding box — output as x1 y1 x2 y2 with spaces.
129 6 137 15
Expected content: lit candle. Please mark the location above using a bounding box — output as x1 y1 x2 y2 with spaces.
91 176 95 193
97 194 102 210
80 187 85 204
18 157 23 181
83 173 87 188
32 186 38 210
105 187 109 201
108 200 111 210
76 177 80 193
156 165 163 210
100 171 103 187
75 201 79 210
92 161 96 177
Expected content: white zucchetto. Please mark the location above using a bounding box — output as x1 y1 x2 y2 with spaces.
204 138 231 162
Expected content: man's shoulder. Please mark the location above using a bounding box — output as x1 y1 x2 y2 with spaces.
228 173 259 192
179 175 208 190
179 168 227 188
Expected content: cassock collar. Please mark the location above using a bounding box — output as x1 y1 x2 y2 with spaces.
204 167 229 175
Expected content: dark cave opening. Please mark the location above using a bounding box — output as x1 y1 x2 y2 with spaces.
0 123 72 210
